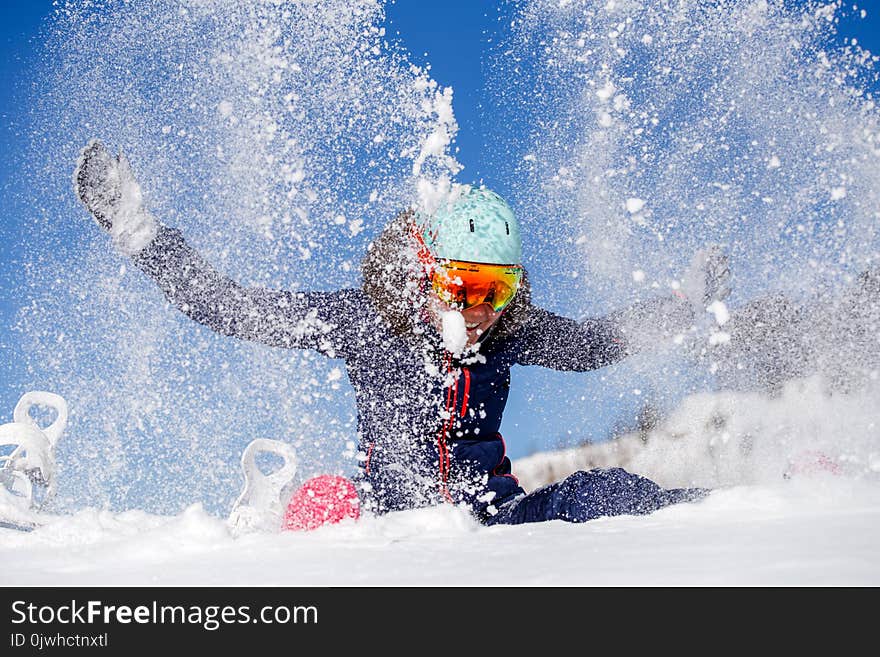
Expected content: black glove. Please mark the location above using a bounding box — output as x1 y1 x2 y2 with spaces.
681 244 731 308
73 139 157 254
74 139 120 230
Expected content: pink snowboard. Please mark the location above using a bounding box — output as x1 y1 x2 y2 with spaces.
282 474 360 531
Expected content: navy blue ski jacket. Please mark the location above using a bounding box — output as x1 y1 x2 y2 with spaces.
133 224 698 523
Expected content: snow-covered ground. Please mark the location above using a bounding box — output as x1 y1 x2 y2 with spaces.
1 475 878 586
3 376 879 586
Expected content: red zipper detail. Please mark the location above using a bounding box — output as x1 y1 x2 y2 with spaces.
460 368 471 417
436 353 456 503
364 441 375 475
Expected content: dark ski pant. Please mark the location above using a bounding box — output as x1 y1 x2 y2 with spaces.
485 467 709 526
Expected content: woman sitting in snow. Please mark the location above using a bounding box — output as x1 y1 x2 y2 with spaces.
74 140 727 526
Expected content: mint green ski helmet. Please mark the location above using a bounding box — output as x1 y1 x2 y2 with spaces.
420 187 522 265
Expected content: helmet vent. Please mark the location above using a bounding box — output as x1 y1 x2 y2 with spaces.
429 187 521 263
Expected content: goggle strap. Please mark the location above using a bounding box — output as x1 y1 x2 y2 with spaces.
409 219 436 271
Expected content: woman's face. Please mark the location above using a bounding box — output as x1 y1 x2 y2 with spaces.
427 292 503 348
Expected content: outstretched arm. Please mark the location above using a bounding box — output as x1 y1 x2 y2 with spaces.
74 140 358 358
132 226 358 356
515 248 730 371
514 306 628 371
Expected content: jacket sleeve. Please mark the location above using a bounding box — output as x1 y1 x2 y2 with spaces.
514 296 694 371
513 306 628 371
131 225 358 359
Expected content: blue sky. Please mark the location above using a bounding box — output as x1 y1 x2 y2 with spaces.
1 1 880 512
0 2 54 430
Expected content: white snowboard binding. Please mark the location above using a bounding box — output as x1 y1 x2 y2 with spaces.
227 438 298 536
0 391 67 531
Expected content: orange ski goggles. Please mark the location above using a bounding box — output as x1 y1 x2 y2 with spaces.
430 259 523 312
410 218 523 311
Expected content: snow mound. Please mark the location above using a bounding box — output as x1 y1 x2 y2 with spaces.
2 481 878 585
513 375 880 491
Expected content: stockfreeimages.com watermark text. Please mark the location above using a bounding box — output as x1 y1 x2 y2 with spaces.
10 598 318 634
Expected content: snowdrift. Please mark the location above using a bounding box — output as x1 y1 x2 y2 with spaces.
2 375 878 585
513 375 880 492
2 477 877 586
